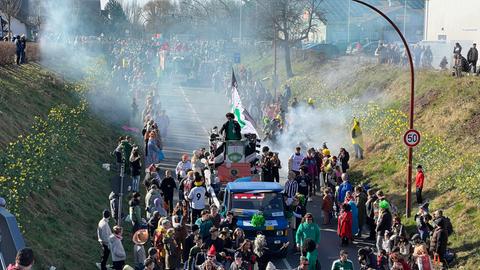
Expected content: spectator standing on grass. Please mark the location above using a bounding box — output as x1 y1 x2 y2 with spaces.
467 43 478 74
14 35 22 65
351 118 364 159
7 247 34 270
130 147 142 193
109 226 126 270
415 165 425 204
453 42 462 56
97 210 113 270
20 35 26 64
129 192 143 232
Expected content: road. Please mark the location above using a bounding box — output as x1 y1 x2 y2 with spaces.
118 81 371 269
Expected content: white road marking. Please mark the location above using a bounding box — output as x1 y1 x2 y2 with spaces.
179 86 208 134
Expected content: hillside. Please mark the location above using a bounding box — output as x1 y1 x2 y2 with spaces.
0 63 119 268
244 52 480 268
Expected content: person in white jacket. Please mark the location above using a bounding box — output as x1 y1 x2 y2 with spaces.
97 210 112 270
109 226 126 270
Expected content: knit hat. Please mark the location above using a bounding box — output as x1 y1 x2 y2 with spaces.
322 149 331 156
207 245 216 256
379 200 390 210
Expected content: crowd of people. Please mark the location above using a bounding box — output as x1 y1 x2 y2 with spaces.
0 34 458 270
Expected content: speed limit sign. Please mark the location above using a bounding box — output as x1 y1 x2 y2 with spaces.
403 129 421 147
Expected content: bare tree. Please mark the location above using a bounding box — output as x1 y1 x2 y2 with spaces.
121 0 143 26
142 0 174 34
257 0 326 78
0 0 23 33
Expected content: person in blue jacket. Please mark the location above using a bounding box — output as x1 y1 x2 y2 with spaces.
337 173 353 204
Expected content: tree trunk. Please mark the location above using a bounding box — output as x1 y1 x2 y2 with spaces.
7 15 11 33
284 42 294 78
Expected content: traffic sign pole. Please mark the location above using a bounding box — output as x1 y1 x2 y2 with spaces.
353 0 416 218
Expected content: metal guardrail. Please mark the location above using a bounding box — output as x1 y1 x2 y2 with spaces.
0 207 25 270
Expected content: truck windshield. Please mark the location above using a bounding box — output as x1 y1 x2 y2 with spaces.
231 192 284 216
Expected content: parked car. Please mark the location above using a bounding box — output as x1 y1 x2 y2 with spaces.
302 43 341 58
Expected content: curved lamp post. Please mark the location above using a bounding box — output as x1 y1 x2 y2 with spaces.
352 0 416 217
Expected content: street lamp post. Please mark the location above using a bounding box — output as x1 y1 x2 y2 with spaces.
352 0 416 217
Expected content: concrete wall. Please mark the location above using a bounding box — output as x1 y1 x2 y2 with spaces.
425 0 480 42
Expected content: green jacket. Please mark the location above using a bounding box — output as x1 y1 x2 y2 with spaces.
331 259 354 270
195 218 213 239
295 222 321 246
129 204 142 223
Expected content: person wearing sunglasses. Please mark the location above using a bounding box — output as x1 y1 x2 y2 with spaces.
293 256 309 270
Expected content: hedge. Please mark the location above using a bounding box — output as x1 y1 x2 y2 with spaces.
0 42 40 65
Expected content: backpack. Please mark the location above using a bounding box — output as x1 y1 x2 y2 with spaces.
444 217 454 236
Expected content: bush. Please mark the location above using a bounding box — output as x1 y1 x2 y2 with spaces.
0 100 86 220
0 42 40 65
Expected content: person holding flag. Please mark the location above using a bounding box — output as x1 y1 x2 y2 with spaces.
229 69 259 136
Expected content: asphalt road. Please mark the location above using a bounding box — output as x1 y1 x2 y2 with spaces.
114 82 372 269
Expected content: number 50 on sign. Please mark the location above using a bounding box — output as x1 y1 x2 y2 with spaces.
403 129 421 147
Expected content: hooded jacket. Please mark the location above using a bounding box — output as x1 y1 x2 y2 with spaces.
351 119 364 148
109 234 126 262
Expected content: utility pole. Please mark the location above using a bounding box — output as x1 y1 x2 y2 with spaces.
273 18 277 99
403 0 407 38
117 152 125 226
353 0 416 218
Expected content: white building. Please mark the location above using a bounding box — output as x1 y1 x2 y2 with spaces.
424 0 480 43
0 12 28 38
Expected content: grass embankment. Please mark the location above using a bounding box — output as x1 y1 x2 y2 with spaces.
244 51 480 269
0 63 119 269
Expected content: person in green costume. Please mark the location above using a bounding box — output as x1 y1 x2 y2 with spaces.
295 213 321 270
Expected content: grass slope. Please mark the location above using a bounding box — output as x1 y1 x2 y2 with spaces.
0 63 119 269
244 51 480 269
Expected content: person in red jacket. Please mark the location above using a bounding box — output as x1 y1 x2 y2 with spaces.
337 203 353 246
7 247 34 270
415 165 425 204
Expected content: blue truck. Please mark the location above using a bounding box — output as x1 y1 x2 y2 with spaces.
222 178 289 256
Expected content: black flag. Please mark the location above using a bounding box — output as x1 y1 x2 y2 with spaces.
231 68 238 88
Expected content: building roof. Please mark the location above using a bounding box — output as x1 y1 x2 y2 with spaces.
226 180 283 193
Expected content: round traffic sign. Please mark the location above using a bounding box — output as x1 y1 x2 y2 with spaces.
403 129 421 147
